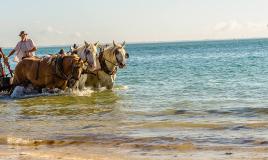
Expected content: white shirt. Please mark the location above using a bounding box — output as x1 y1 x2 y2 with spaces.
14 39 36 62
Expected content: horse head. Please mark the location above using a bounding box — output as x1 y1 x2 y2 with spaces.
63 55 84 80
112 41 129 68
71 41 99 71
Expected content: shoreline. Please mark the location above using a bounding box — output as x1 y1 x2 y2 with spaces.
1 144 268 160
0 145 135 160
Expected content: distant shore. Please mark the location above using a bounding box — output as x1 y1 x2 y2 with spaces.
2 37 268 49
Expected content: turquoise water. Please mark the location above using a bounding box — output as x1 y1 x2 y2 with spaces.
1 39 268 159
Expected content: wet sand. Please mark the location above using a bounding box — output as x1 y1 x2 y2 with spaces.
0 145 135 160
1 144 268 160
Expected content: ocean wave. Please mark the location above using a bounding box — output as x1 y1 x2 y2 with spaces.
125 106 268 118
0 135 196 152
125 121 226 129
2 134 268 153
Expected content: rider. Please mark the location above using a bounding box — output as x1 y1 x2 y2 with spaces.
7 31 37 62
58 49 66 57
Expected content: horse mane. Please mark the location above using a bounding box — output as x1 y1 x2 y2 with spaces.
75 44 86 52
75 43 96 51
102 45 121 55
63 55 81 61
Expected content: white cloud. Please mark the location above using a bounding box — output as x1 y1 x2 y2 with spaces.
41 26 63 35
69 32 82 39
211 20 268 39
74 32 81 37
213 22 229 32
214 21 267 32
229 21 243 31
245 22 267 32
213 20 243 32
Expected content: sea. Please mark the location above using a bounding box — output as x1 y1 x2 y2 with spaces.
0 39 268 159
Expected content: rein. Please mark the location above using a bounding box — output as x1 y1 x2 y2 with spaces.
0 49 13 77
54 56 76 80
72 46 94 66
99 50 118 75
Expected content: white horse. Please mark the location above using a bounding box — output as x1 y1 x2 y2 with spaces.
68 41 99 90
85 41 129 89
71 41 99 71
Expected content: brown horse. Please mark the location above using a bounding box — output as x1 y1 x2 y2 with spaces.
12 55 84 90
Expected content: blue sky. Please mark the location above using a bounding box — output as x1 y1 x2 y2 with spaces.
1 0 268 47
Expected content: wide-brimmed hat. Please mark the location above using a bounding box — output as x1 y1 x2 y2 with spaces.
58 49 65 55
19 31 28 36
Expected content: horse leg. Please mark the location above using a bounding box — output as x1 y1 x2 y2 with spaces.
78 74 87 90
12 75 21 87
104 77 114 90
59 81 68 90
67 79 77 89
106 83 114 90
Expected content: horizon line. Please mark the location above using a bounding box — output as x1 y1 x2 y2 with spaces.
2 37 268 49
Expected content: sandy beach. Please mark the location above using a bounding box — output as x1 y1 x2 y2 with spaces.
1 144 268 160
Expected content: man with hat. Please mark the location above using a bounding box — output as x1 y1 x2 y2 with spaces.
7 31 37 62
58 49 66 57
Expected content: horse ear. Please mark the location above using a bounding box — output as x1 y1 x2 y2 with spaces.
84 41 89 47
70 46 77 53
94 41 99 47
73 43 78 49
122 41 126 48
98 45 102 49
113 40 117 47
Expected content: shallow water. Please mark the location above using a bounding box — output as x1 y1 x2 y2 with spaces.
1 39 268 159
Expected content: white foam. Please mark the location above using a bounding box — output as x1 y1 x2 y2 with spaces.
7 136 34 145
10 84 128 99
71 87 94 97
114 85 129 91
10 85 96 99
10 86 66 99
10 86 26 98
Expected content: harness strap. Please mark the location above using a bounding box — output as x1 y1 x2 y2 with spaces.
99 51 117 75
35 60 40 80
0 59 5 78
96 71 100 80
54 56 69 80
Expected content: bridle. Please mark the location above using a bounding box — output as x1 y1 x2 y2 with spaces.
54 56 82 80
71 46 94 64
102 55 119 67
102 47 127 65
98 47 122 75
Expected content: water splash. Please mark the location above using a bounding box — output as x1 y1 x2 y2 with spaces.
10 86 65 99
114 85 129 91
71 87 94 97
10 85 97 99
